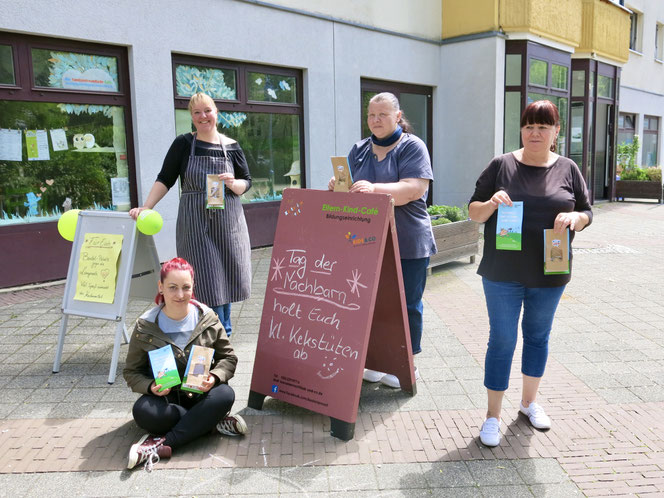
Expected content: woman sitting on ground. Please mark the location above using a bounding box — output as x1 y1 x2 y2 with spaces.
123 257 247 471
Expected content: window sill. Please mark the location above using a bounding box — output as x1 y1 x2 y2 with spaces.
629 49 643 56
655 58 664 64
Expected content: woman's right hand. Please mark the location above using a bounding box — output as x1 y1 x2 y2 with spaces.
150 381 171 396
129 206 148 221
327 176 336 191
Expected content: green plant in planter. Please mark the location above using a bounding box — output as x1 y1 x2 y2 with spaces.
617 135 640 174
620 166 662 182
427 204 469 226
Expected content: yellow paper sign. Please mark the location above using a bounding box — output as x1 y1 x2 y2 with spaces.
74 233 124 303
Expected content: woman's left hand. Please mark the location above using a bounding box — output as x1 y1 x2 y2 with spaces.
554 211 582 233
349 180 375 193
218 173 235 189
198 374 217 393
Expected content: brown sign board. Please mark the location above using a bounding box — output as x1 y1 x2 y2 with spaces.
248 188 415 440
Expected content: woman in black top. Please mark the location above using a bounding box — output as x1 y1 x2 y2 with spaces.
130 92 252 338
469 100 592 447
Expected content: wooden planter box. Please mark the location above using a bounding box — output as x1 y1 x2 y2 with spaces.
427 219 480 273
615 180 663 203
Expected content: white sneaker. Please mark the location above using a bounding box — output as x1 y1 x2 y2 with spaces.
379 367 420 389
479 417 501 447
362 368 385 382
519 401 551 430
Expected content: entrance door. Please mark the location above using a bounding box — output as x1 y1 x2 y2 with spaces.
593 102 613 200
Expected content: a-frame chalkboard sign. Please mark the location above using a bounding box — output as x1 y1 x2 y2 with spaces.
248 188 416 440
52 210 161 384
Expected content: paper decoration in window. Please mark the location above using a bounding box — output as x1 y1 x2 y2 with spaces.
175 65 236 100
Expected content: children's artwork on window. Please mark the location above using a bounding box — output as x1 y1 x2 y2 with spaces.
175 64 236 100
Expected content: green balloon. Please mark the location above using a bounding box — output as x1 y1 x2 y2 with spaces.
57 209 81 242
136 209 163 235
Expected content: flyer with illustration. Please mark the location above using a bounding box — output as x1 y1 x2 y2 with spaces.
181 345 214 393
206 174 225 209
148 345 181 391
496 201 523 250
543 228 570 274
331 156 353 193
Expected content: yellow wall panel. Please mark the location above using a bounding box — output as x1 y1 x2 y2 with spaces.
501 0 583 47
578 0 630 63
442 0 499 39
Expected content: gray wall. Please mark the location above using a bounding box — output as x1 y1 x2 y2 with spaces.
3 0 502 258
438 36 505 208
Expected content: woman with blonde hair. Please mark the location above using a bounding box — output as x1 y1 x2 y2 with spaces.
130 92 252 338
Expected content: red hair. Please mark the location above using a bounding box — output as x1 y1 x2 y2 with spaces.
155 257 195 304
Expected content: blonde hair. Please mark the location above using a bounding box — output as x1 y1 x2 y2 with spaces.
188 92 217 113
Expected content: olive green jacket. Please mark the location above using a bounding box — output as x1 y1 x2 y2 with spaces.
123 301 237 395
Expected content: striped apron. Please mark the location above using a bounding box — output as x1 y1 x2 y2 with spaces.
175 133 251 307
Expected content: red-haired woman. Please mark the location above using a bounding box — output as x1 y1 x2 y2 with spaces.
469 100 592 447
123 257 247 471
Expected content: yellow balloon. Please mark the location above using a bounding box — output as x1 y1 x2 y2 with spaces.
136 209 163 235
57 209 81 242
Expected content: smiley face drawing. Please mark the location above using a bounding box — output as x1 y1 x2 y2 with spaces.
317 355 343 380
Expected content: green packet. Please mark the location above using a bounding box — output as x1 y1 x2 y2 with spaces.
148 345 181 391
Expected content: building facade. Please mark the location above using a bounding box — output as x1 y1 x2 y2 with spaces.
0 0 640 287
618 0 664 168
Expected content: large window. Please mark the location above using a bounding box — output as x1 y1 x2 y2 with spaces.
656 23 664 61
618 113 636 146
504 42 571 156
643 116 659 167
0 34 134 226
172 56 303 204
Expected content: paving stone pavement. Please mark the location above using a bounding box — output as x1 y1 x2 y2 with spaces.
0 201 662 497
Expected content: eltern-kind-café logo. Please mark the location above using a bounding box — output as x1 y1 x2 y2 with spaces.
345 232 376 246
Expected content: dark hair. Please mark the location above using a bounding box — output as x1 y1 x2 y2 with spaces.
155 257 195 304
520 100 560 127
369 92 414 134
520 100 560 152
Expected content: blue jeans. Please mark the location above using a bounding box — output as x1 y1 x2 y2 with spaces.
212 303 232 337
400 257 430 355
482 278 566 391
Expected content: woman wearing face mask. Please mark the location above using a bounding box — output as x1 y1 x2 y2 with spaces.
130 92 251 339
329 92 437 388
469 100 592 447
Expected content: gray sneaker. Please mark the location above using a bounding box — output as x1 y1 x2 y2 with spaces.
216 413 248 436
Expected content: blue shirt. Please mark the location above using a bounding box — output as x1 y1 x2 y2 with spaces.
348 134 437 259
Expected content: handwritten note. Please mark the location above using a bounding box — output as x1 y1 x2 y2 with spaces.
0 129 22 161
74 233 123 303
251 189 395 424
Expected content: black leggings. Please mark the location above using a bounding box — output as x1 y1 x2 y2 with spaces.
132 383 235 449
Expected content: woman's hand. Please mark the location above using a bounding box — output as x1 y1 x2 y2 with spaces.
129 207 148 221
469 190 512 223
327 176 336 191
349 180 375 194
218 172 236 189
489 190 512 208
150 381 171 397
198 375 217 393
554 211 587 233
